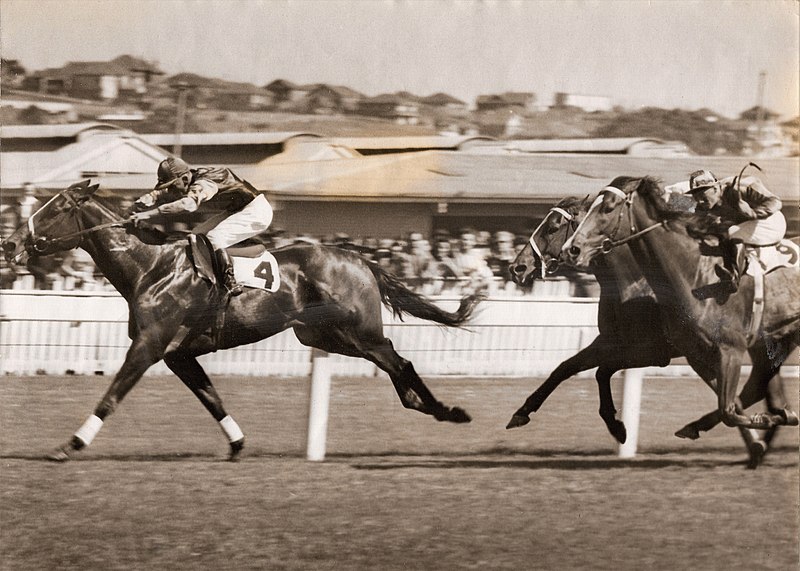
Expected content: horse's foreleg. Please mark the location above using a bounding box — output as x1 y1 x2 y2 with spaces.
596 366 627 444
163 352 245 461
48 331 169 461
718 347 764 428
506 340 610 429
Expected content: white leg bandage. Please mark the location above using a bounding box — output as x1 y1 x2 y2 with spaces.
219 415 244 442
74 415 104 446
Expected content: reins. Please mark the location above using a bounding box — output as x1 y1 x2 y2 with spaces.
28 189 124 253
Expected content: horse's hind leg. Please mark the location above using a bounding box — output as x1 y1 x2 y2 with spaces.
295 326 469 423
164 352 245 461
361 337 471 423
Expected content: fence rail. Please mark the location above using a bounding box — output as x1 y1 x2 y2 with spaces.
1 290 793 378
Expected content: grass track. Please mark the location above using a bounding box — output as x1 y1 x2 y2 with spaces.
1 374 797 570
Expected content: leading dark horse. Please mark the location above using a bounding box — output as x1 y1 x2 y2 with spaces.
564 176 799 434
505 197 774 467
2 180 482 461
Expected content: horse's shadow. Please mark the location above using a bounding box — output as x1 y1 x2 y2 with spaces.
2 445 795 470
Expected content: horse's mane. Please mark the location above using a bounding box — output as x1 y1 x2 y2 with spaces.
554 195 590 214
610 175 691 224
91 194 126 220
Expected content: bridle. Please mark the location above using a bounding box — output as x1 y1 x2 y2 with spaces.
528 206 579 278
27 189 122 254
597 185 667 254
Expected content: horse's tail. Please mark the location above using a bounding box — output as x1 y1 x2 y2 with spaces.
366 262 484 327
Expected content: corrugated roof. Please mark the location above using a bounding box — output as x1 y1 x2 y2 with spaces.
331 135 494 151
1 133 168 188
502 138 667 153
0 122 123 139
240 152 800 203
140 132 321 146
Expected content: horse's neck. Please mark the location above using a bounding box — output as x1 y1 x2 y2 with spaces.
601 248 652 300
629 203 702 304
79 202 175 300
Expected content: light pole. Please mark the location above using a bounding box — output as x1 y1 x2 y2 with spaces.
174 81 190 158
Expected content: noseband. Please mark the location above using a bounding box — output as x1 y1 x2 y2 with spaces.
599 186 666 254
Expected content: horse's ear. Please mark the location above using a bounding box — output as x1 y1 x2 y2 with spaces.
87 183 100 195
581 194 591 206
67 179 91 191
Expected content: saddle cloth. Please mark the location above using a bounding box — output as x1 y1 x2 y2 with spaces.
228 244 280 293
744 239 799 277
188 235 280 293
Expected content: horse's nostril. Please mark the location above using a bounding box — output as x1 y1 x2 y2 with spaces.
1 241 15 254
513 264 526 275
569 246 580 257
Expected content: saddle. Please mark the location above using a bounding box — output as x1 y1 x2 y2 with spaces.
187 234 280 293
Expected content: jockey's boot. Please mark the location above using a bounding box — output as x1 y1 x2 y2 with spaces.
215 249 243 296
713 240 744 295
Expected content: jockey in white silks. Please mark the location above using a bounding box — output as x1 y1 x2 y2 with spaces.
685 168 785 296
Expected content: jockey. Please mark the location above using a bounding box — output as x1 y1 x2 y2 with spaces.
686 168 785 295
129 157 273 296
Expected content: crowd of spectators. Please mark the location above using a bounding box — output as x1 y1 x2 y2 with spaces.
1 201 594 296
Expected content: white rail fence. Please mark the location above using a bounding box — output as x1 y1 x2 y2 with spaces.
2 290 606 377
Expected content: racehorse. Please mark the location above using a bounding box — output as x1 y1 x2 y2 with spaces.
564 176 799 433
506 197 776 467
2 180 483 461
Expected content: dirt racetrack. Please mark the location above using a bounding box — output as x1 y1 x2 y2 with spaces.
1 374 797 570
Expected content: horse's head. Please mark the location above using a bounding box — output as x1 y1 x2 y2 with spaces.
2 180 100 265
509 196 590 286
563 176 668 269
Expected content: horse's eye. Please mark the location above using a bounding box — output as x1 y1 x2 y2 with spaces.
600 202 615 214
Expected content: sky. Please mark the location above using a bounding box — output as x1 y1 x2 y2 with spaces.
2 0 798 119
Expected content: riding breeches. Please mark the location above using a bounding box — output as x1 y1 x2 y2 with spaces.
207 194 273 249
728 211 786 246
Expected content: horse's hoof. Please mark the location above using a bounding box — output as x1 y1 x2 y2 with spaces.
608 421 627 444
674 424 701 440
46 446 72 462
779 409 799 427
447 407 471 424
506 414 530 430
228 438 245 462
746 441 767 470
434 406 471 423
748 413 776 430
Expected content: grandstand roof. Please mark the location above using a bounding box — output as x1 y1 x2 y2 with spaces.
239 152 799 203
140 132 321 146
330 135 494 151
1 132 168 188
0 122 123 139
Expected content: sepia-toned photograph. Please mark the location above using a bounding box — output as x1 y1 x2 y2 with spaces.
1 0 798 569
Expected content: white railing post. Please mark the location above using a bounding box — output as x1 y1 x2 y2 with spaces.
306 348 332 461
618 369 644 459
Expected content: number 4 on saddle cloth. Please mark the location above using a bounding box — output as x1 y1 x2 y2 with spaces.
187 234 280 294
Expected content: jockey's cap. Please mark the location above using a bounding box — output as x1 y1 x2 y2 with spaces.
686 169 718 194
155 157 191 189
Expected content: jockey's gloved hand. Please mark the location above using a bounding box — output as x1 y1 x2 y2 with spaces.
127 210 159 227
